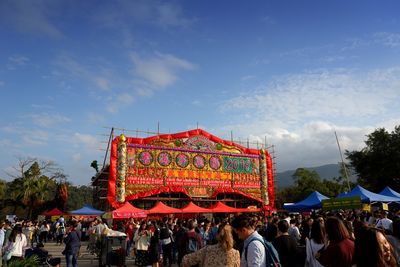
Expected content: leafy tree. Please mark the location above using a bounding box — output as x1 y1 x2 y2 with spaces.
66 185 93 210
346 126 400 192
90 160 99 173
4 157 65 219
275 166 357 208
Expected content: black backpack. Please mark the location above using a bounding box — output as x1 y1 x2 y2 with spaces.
159 227 170 240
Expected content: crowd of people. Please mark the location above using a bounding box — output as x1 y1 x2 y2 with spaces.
0 216 82 267
109 209 400 267
0 208 399 267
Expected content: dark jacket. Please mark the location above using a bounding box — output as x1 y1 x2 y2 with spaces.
64 230 81 254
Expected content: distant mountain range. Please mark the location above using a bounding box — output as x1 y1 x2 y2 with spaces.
275 163 356 188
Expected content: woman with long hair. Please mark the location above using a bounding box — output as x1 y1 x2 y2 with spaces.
386 218 400 265
182 224 240 267
134 222 151 267
354 227 397 267
305 220 326 267
5 224 27 264
317 217 354 267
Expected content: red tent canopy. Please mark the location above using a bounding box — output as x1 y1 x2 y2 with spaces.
211 202 241 213
147 202 181 214
112 202 147 219
181 202 211 213
44 208 64 216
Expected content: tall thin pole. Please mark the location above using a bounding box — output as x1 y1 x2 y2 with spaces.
335 131 351 192
102 127 114 170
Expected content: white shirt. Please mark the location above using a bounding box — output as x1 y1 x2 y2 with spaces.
10 234 28 257
240 231 266 267
376 217 393 231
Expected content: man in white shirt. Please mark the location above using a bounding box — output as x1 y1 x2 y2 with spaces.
231 214 267 267
376 211 393 233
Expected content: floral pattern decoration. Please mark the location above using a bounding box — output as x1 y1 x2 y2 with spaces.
176 153 189 168
139 151 153 166
209 156 221 170
158 152 172 167
193 155 206 169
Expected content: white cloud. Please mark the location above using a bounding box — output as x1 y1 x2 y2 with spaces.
223 68 400 123
130 51 196 94
22 131 49 146
86 113 105 124
7 55 30 70
72 153 82 162
93 0 194 29
220 67 400 171
24 113 71 127
54 54 113 92
73 133 100 150
0 0 63 38
373 32 400 48
1 126 49 146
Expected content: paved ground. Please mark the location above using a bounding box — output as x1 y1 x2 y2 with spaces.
43 241 179 267
43 241 136 267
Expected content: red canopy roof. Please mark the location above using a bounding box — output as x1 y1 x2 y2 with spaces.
147 201 181 214
211 202 241 213
181 202 211 213
44 208 64 216
112 202 147 219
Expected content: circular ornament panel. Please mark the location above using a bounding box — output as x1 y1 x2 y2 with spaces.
193 155 206 169
158 152 172 167
176 153 189 168
209 156 221 170
138 151 153 166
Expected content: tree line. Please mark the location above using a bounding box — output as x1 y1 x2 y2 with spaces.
276 125 400 208
0 157 93 220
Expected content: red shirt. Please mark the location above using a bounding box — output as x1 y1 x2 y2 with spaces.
318 238 354 267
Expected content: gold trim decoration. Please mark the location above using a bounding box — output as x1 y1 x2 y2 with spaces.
259 149 269 205
220 143 243 154
116 134 127 203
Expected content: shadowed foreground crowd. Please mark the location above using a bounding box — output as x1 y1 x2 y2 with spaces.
0 209 399 267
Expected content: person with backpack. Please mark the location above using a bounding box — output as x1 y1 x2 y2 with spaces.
179 220 202 266
159 221 174 267
231 214 281 267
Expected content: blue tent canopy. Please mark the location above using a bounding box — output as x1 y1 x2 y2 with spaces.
379 186 400 200
70 204 104 215
283 191 329 212
337 185 400 203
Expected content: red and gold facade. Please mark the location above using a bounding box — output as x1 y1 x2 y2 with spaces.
107 129 275 211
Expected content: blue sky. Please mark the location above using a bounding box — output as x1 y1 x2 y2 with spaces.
1 0 400 185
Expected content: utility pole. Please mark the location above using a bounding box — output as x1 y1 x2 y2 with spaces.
335 131 351 192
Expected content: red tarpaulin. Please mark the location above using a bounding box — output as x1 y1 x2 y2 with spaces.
211 202 241 213
147 201 182 214
44 208 64 216
181 202 211 213
112 202 147 219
